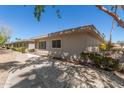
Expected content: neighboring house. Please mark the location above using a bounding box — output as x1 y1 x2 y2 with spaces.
32 25 104 61
117 41 124 48
111 43 122 50
5 39 35 49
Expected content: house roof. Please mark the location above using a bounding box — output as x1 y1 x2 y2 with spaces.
48 25 104 38
31 35 48 40
32 25 104 41
14 39 34 43
5 24 104 44
5 39 34 44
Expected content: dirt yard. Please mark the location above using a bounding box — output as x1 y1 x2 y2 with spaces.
0 48 17 87
0 47 124 88
0 48 39 88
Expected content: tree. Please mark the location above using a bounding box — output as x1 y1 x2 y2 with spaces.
15 38 21 41
0 26 11 45
0 35 6 45
34 5 61 21
96 5 124 29
33 5 124 29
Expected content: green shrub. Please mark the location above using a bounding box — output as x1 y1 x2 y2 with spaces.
80 52 119 71
11 47 26 53
11 47 16 51
6 46 10 49
101 57 119 71
28 49 35 52
17 47 26 53
80 52 89 60
2 46 5 48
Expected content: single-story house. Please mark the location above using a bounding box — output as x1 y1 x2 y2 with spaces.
5 42 13 48
5 39 35 49
5 25 104 61
32 25 104 61
111 43 122 50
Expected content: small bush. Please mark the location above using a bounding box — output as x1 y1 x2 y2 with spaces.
28 49 35 52
99 43 106 51
2 46 5 48
11 47 16 51
18 47 26 53
80 52 119 71
11 47 26 53
6 47 10 49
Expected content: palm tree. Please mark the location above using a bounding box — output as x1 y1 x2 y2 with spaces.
108 6 117 50
109 19 115 45
15 38 21 41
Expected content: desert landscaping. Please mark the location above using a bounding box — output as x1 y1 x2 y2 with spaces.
0 5 124 88
0 48 16 87
0 47 124 88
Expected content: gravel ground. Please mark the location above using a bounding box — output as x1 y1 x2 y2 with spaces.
0 48 39 88
0 50 15 63
35 59 124 88
1 48 124 88
0 48 21 88
4 57 124 88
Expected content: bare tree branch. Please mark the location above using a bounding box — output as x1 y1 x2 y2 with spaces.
96 5 124 29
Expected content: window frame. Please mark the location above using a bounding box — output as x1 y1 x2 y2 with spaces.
39 41 46 49
52 39 61 49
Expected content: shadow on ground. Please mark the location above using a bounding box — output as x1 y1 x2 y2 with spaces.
8 57 124 88
0 61 20 71
10 60 70 88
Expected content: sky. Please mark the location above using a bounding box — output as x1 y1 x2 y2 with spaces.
0 5 124 42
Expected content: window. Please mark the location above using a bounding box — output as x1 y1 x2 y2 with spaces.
52 40 61 48
39 41 46 49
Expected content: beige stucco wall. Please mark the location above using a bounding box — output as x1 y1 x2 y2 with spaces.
34 38 50 56
35 31 102 61
48 32 101 60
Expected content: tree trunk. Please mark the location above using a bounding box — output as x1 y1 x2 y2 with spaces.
96 5 124 29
